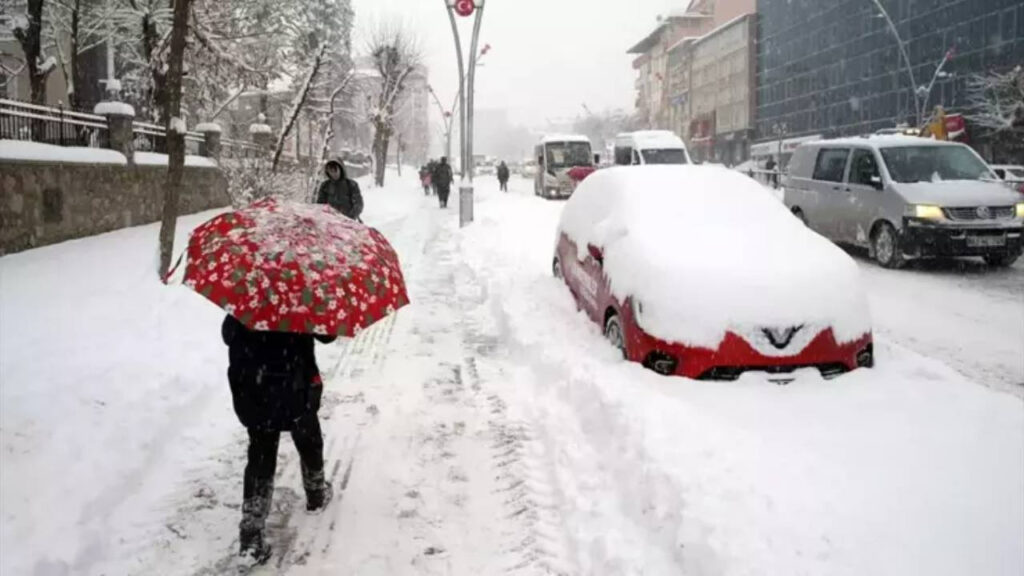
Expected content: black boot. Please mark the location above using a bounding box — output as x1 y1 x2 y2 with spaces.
239 527 272 565
302 464 334 513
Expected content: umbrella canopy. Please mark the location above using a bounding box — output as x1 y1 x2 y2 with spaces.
183 198 409 336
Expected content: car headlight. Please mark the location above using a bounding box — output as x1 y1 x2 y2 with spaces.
908 204 945 220
1016 203 1024 219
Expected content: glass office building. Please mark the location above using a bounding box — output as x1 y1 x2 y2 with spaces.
754 0 1024 157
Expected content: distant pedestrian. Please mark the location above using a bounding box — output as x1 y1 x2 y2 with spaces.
765 157 779 188
316 159 364 221
419 164 432 196
497 160 510 192
222 315 337 565
432 156 454 209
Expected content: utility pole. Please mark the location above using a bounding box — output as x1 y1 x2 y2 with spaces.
871 0 922 126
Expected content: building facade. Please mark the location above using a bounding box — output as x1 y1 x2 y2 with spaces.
689 13 756 164
754 0 1024 164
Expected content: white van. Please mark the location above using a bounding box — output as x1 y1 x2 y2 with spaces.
613 131 691 166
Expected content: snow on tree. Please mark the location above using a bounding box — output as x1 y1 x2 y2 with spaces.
966 65 1024 133
365 21 421 187
8 0 55 105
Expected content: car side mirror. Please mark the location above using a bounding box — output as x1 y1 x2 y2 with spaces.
869 175 883 190
587 244 604 264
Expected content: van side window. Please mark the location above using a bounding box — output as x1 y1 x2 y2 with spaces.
632 149 641 165
614 146 632 166
812 148 850 183
993 168 1006 179
849 149 880 186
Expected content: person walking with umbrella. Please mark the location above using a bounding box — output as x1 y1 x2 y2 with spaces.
316 158 364 221
497 160 510 192
176 199 410 566
432 156 454 209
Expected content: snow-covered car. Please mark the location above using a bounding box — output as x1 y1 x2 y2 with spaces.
552 165 875 380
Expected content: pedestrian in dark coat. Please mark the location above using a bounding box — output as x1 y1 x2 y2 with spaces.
316 159 364 221
432 156 454 209
222 315 337 565
765 157 778 188
497 161 510 192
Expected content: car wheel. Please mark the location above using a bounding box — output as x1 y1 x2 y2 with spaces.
552 257 563 278
792 208 807 226
872 222 906 269
604 313 627 359
984 253 1020 267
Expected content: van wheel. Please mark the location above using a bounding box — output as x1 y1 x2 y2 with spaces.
792 208 807 226
984 253 1020 267
872 222 906 269
604 313 627 359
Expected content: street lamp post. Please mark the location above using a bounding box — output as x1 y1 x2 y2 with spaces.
871 0 922 126
444 0 486 227
772 122 787 189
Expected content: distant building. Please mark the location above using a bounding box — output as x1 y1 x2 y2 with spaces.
754 0 1024 165
689 13 756 164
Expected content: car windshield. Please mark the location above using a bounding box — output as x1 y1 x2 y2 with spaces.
1005 167 1024 179
546 142 592 168
641 148 688 164
880 146 993 183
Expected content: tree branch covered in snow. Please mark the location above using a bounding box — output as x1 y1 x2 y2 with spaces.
366 20 421 186
965 65 1024 132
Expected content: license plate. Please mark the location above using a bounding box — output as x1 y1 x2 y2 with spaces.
967 235 1006 247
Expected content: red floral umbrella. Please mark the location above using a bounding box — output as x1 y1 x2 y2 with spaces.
181 198 409 336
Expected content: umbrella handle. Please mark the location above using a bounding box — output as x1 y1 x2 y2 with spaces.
162 250 186 285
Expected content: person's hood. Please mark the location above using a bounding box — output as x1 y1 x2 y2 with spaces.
324 158 347 179
893 179 1021 207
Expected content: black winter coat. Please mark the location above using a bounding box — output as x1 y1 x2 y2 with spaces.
432 163 454 189
497 165 510 181
317 178 364 221
222 316 336 430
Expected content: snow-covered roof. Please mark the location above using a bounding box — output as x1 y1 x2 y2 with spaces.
616 130 685 149
541 134 591 144
557 165 870 349
692 11 753 46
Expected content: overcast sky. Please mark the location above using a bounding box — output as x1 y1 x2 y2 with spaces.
350 0 687 129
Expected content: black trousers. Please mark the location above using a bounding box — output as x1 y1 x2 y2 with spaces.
437 186 451 207
499 180 508 191
240 412 324 534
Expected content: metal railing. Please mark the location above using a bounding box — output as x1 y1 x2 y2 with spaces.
0 98 107 147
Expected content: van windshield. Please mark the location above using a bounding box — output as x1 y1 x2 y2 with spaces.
546 142 592 169
641 149 688 164
880 146 993 184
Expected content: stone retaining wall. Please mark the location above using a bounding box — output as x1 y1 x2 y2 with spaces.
1 160 229 256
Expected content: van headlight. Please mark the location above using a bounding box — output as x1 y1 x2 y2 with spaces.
1016 203 1024 219
907 205 945 220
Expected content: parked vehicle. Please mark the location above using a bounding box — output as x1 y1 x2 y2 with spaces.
613 130 691 166
784 136 1024 268
553 165 874 381
534 135 598 199
990 164 1024 195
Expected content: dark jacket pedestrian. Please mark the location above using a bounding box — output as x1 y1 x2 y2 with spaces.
316 159 364 221
766 158 778 188
222 315 337 565
497 161 510 192
432 157 454 208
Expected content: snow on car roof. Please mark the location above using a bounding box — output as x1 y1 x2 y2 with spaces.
804 134 959 148
617 130 685 148
541 134 591 144
557 165 870 349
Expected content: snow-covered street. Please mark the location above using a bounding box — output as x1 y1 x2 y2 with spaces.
2 172 1022 575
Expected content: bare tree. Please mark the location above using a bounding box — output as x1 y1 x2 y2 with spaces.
156 0 192 278
366 21 421 187
966 65 1024 132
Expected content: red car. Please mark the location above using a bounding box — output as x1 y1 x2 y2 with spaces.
552 166 874 380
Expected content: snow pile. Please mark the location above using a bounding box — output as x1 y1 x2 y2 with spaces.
558 165 871 348
134 152 218 168
249 123 272 135
93 101 136 117
0 139 127 164
195 122 222 133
